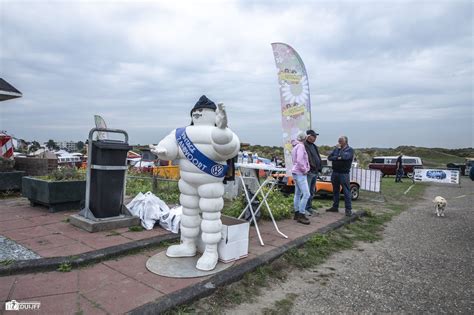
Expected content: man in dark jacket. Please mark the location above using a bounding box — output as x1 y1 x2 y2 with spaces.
304 130 322 215
326 136 354 216
395 154 403 182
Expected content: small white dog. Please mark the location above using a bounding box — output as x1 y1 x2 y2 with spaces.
433 196 447 217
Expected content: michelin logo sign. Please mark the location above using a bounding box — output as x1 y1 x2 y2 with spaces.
414 168 460 184
5 300 41 311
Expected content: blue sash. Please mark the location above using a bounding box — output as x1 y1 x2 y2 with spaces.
175 127 228 178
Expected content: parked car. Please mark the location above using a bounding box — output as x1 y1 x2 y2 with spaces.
276 166 360 200
465 158 474 176
446 162 466 175
368 156 423 178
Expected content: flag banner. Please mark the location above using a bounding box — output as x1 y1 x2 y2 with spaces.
271 43 312 175
94 115 108 140
414 168 460 184
350 167 382 193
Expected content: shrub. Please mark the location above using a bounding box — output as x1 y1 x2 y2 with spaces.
223 187 293 221
41 167 85 181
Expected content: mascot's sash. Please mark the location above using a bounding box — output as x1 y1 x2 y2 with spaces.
176 127 228 178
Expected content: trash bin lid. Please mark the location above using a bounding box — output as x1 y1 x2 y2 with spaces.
92 140 132 150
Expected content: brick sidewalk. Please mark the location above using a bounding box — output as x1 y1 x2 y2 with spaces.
0 199 169 258
0 198 344 314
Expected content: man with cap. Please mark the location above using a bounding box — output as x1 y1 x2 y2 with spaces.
326 135 354 216
151 95 240 271
304 129 322 215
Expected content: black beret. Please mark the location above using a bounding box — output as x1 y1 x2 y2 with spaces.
190 95 217 116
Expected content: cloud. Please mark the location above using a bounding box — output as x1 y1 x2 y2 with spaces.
0 0 472 149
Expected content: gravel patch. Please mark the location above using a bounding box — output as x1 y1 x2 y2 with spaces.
0 236 40 261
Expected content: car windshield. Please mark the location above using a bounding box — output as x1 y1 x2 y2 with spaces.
320 166 333 176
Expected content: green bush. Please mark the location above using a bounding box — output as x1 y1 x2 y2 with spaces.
126 176 152 196
223 187 293 221
38 167 85 181
126 176 180 204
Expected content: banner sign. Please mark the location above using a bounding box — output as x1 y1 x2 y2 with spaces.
271 43 312 175
0 132 14 159
94 115 108 140
414 168 460 184
350 167 382 193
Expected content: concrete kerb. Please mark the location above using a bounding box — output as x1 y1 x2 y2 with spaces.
0 233 180 276
128 211 366 315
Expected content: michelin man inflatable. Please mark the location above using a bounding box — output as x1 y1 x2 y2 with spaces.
151 95 240 271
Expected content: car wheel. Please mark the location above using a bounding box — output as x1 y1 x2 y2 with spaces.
406 172 414 178
350 184 359 200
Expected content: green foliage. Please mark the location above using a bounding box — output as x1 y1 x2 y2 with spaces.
192 260 287 313
240 143 473 169
0 259 15 266
76 141 85 151
126 176 152 195
46 139 59 150
0 190 20 199
129 225 144 232
105 230 121 236
39 167 85 181
262 293 298 315
354 146 473 168
284 232 352 269
57 262 72 272
223 187 293 221
126 176 180 204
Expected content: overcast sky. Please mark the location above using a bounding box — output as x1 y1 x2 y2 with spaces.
0 0 472 149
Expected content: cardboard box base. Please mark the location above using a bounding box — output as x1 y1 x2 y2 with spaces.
197 215 250 263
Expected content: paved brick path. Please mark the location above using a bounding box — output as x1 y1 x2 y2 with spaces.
0 197 344 314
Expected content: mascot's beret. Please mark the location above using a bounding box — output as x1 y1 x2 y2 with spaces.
190 95 217 116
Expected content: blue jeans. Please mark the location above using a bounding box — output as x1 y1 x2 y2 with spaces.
395 168 404 182
305 172 318 211
293 173 310 214
331 172 352 211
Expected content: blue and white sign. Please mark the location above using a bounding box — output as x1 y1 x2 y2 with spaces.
414 168 460 184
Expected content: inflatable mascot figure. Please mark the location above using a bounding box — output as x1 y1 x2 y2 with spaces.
151 95 240 270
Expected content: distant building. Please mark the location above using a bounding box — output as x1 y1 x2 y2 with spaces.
57 141 78 152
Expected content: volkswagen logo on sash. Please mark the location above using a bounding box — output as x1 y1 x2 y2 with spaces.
211 164 224 177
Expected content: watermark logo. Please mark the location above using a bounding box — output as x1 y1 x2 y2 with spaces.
5 300 41 311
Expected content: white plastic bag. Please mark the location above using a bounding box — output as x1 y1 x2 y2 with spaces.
126 192 146 217
159 205 182 234
126 191 181 232
126 191 167 230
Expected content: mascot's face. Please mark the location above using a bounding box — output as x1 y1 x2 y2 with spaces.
192 108 216 126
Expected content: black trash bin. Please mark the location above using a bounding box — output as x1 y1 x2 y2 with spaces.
89 140 132 218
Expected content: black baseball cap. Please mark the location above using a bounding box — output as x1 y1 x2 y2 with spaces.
306 130 319 137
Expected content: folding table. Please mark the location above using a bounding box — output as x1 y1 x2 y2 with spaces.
235 162 288 246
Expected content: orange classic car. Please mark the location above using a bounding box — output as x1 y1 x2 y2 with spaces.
275 166 360 200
